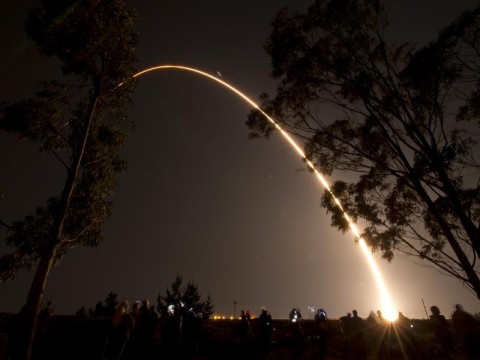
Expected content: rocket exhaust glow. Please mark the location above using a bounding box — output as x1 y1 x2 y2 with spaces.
133 65 398 321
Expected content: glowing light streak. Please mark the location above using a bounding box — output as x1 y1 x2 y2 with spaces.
133 65 397 320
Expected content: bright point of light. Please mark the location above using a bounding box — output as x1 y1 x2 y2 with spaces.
133 65 398 319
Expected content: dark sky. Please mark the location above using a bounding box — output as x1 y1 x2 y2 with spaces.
1 0 479 320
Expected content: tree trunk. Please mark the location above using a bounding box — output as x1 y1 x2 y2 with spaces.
434 161 480 259
403 117 480 260
13 244 56 360
377 111 480 297
411 176 480 299
14 94 99 360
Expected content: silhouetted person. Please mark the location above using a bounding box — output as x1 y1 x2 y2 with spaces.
365 311 376 325
130 300 157 360
429 305 453 359
313 307 328 354
350 310 367 359
240 309 246 320
123 300 145 360
364 310 376 347
246 310 253 335
259 308 274 349
104 300 135 360
396 311 419 359
181 307 201 356
289 308 302 323
315 308 327 322
376 310 384 323
289 308 304 340
452 304 480 360
364 310 388 359
396 312 409 325
239 310 252 336
377 310 393 358
395 311 412 337
162 304 180 356
143 305 158 358
340 312 353 353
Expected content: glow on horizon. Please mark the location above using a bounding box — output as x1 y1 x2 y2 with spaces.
133 64 398 321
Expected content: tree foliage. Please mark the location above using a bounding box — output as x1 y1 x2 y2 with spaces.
75 291 119 318
247 0 480 297
157 275 215 319
0 1 138 358
0 0 137 281
91 291 119 318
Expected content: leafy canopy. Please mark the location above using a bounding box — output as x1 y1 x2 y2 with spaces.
157 275 215 319
0 0 138 282
247 0 480 295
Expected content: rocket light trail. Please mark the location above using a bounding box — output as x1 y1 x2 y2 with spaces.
133 65 398 321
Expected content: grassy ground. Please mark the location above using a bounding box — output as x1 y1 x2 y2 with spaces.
0 314 473 359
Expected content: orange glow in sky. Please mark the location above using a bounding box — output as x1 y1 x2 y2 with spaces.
133 65 398 320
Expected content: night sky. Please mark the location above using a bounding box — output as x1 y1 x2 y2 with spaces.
1 0 479 320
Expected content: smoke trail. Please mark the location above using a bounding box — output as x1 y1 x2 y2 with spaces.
133 65 398 320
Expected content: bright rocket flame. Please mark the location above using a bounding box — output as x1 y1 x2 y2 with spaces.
133 65 398 319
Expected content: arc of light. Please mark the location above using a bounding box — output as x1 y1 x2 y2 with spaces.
133 65 397 320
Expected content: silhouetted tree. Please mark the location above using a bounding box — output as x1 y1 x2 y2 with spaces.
157 275 215 317
158 275 183 313
0 0 138 358
75 306 88 318
91 291 119 318
247 0 480 298
202 294 215 319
